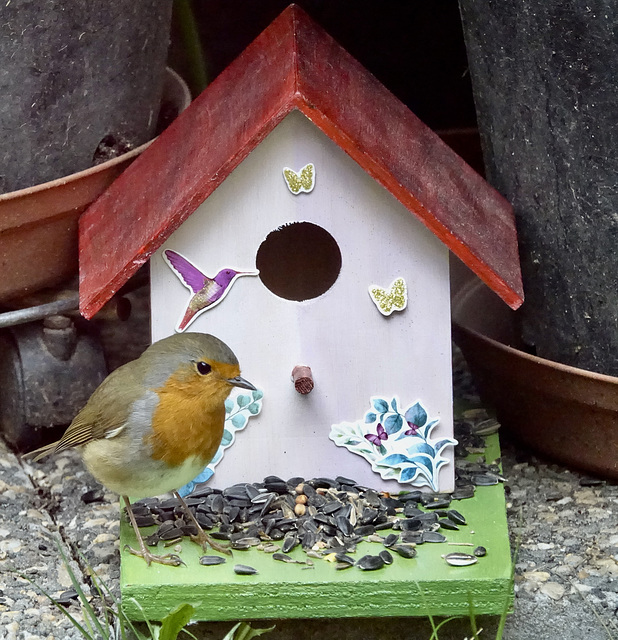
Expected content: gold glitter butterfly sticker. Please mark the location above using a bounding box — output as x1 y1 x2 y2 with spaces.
369 277 408 316
282 163 315 194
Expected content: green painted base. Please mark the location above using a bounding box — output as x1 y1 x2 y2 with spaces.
120 434 512 621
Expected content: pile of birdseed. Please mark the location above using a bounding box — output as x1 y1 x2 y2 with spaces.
127 411 502 573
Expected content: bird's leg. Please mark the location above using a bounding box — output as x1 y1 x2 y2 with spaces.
122 496 184 567
174 491 233 556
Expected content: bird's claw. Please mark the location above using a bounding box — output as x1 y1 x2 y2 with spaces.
124 544 185 567
190 533 233 556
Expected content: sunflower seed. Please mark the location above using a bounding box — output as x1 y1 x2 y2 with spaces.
398 490 422 502
356 554 385 571
422 531 447 543
451 485 475 500
50 589 78 607
145 533 160 546
134 515 156 528
472 474 500 486
403 503 423 517
200 555 226 566
447 509 467 526
336 514 354 536
383 533 399 547
335 553 356 565
472 418 500 436
422 497 452 510
379 549 394 565
273 552 296 563
401 518 423 531
234 564 258 575
392 544 417 559
210 531 231 540
444 552 478 566
401 531 424 544
416 512 440 524
159 526 184 540
282 535 299 553
353 524 376 537
321 500 344 515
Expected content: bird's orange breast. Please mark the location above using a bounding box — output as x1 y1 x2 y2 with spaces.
145 371 233 467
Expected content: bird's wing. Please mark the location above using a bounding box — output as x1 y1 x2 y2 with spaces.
164 250 208 293
24 363 144 461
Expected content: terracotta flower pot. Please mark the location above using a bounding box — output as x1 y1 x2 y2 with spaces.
0 68 191 304
451 272 618 480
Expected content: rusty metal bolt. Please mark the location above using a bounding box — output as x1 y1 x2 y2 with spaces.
42 315 77 361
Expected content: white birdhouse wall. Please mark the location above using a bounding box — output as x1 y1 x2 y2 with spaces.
151 110 455 492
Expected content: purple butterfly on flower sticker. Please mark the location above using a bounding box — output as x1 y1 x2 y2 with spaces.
365 423 388 446
404 422 420 436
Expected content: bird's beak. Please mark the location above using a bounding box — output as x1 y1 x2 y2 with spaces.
227 375 256 390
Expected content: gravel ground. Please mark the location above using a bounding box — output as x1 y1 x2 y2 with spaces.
1 298 617 639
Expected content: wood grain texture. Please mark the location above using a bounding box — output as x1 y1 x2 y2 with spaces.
120 434 512 621
79 4 523 318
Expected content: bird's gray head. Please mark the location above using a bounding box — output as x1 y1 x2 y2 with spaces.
140 332 240 388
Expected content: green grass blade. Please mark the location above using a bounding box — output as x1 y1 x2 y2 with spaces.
124 597 156 640
173 0 209 94
74 546 144 640
82 556 121 639
413 581 441 639
432 616 460 637
53 539 111 639
495 507 523 640
467 593 479 637
223 622 276 640
222 623 242 640
159 603 195 640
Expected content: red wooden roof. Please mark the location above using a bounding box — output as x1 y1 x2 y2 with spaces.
79 4 523 318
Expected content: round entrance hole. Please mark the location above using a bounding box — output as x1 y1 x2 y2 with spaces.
256 221 342 301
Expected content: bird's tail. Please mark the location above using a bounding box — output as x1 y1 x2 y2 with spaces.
22 441 59 462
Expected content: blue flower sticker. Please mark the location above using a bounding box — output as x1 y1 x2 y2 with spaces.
329 396 457 491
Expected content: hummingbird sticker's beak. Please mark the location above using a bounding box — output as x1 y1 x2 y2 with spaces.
227 375 257 390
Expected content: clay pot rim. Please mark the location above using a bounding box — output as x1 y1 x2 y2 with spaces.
0 145 148 204
452 275 618 479
0 67 190 205
454 321 618 386
452 277 618 387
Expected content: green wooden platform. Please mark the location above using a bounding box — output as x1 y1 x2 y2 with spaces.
120 434 512 621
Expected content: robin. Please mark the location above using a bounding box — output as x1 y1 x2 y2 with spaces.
26 332 255 566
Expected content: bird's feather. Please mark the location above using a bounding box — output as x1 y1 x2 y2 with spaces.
25 361 146 460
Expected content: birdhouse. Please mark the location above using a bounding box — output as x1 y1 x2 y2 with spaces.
79 5 523 495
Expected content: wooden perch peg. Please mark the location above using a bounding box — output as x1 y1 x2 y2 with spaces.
292 365 314 394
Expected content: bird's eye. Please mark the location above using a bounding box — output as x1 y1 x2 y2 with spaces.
196 361 211 375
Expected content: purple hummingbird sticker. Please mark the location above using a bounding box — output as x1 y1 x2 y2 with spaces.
164 250 258 332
